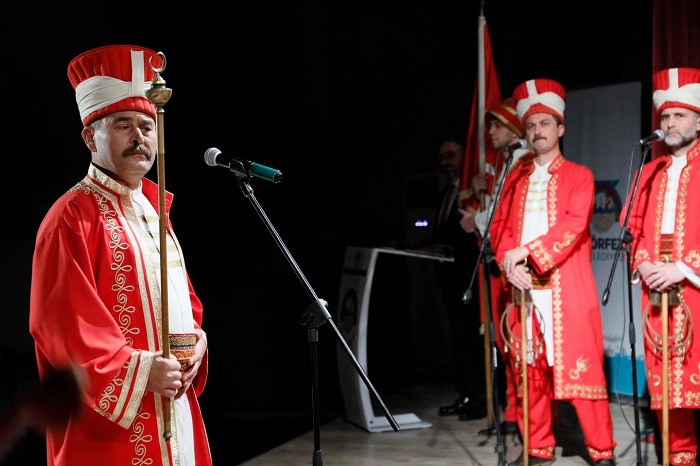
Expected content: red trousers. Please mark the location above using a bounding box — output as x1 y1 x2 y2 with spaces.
659 409 697 465
513 352 616 461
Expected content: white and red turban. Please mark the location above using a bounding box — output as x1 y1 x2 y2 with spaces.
513 78 566 123
652 67 700 114
67 45 161 126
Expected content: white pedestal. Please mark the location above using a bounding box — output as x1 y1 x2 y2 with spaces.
335 246 452 432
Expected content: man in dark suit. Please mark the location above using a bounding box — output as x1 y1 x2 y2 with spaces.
433 139 486 421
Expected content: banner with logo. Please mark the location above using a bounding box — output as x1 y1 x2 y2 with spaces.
565 82 646 398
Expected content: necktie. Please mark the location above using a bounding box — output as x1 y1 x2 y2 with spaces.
438 182 457 229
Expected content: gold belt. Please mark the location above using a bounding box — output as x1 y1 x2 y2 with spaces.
659 233 673 258
530 272 551 290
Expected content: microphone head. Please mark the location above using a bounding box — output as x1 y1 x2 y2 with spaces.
639 129 666 145
507 139 527 152
204 147 221 166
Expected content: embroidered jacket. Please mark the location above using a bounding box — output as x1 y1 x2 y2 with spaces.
622 140 700 409
30 164 212 465
490 153 609 400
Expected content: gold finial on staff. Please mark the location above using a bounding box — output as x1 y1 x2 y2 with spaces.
145 51 175 442
146 53 172 107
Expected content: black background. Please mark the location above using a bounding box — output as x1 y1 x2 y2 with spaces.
1 1 651 463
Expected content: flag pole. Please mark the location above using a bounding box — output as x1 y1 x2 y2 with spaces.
461 0 502 433
475 5 495 430
477 5 486 174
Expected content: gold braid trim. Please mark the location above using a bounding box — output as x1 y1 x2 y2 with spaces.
643 294 693 357
499 293 546 373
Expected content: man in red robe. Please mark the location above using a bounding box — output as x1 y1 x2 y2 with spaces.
29 45 212 466
621 67 700 465
460 97 527 435
490 78 616 466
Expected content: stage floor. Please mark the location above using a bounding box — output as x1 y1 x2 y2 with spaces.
238 380 658 466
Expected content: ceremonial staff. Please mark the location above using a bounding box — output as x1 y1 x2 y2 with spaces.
643 281 687 466
477 192 495 428
501 283 532 466
661 290 669 466
145 52 174 441
520 288 529 466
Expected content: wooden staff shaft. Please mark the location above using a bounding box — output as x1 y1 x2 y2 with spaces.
478 266 493 426
661 291 669 466
521 290 529 466
156 109 171 441
478 192 494 427
145 52 174 442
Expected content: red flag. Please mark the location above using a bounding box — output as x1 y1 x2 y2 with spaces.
459 14 501 211
459 12 503 428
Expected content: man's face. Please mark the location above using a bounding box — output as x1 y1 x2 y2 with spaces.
87 111 158 185
660 106 700 150
524 113 564 155
438 141 463 179
488 118 520 152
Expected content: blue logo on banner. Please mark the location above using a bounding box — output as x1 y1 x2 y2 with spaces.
592 180 622 233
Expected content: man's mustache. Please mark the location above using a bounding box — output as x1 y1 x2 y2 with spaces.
124 144 153 159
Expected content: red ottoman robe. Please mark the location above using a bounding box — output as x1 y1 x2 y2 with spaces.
622 140 700 410
490 154 610 401
30 165 212 465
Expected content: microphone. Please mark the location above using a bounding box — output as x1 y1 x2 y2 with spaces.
639 129 665 145
204 147 283 183
505 139 527 152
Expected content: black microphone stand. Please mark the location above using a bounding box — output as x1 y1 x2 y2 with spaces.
463 149 516 466
227 162 399 466
601 143 651 466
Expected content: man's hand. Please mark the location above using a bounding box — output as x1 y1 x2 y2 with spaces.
638 261 685 292
501 247 531 290
176 330 208 398
458 208 477 233
506 263 532 291
147 353 183 398
471 173 488 196
502 247 530 275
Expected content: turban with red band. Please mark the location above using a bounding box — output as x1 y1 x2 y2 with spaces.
68 45 161 126
513 78 566 123
652 67 700 114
